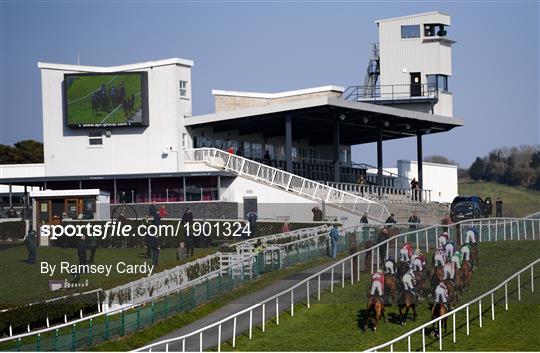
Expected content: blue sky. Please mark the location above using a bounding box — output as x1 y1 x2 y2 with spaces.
1 1 538 167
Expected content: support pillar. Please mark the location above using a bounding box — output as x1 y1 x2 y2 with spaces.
183 177 187 202
334 121 340 183
417 133 424 201
148 178 152 203
217 175 221 200
285 115 293 173
377 129 383 186
113 179 117 204
8 183 12 207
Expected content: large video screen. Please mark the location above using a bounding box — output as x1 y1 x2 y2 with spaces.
64 72 148 128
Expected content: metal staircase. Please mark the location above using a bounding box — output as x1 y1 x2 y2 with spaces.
184 148 390 222
362 42 380 98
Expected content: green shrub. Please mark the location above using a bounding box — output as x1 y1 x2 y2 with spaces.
0 220 26 241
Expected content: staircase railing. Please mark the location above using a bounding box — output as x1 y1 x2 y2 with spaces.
324 182 432 203
184 148 390 222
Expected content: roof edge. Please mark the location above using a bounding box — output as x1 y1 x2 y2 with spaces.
375 11 450 25
211 85 344 99
38 57 194 72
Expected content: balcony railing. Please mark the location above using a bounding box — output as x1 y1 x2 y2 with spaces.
341 83 438 103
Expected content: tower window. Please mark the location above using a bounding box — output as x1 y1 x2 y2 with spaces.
179 80 188 98
401 25 420 38
427 74 449 92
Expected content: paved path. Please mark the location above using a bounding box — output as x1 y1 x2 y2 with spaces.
141 247 394 352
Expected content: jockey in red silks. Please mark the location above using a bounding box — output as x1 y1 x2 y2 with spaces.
400 241 413 262
370 270 385 297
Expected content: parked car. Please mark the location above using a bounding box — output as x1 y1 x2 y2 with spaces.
450 195 492 222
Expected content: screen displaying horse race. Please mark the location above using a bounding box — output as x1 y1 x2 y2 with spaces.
64 72 148 128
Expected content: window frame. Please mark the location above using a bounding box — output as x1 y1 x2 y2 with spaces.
401 25 421 39
179 80 189 98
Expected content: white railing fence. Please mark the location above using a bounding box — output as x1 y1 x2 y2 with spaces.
366 259 538 352
184 148 390 222
133 215 540 352
324 182 432 204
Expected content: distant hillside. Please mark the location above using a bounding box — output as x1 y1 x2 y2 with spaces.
458 181 540 218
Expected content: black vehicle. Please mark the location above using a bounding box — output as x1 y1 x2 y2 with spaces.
450 195 492 222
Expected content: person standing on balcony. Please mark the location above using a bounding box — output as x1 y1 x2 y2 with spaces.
159 205 168 219
357 175 366 196
228 146 234 154
411 178 420 201
495 197 503 217
384 213 397 227
312 206 323 221
408 211 421 230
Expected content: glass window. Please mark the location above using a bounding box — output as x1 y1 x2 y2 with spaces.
179 81 188 97
401 25 420 38
426 74 448 92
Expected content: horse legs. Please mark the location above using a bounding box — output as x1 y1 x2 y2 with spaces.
403 306 409 326
412 303 417 321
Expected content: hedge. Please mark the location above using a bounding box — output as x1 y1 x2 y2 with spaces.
0 220 26 241
0 290 103 336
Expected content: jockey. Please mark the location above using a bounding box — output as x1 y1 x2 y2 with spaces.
384 256 396 275
434 281 449 304
438 231 450 248
465 227 477 245
461 243 471 262
443 260 455 281
410 250 426 272
370 270 385 296
434 246 446 267
444 239 455 258
402 268 417 294
451 250 463 269
400 241 413 262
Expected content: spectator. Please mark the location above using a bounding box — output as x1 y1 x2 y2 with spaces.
246 210 258 238
357 176 366 196
360 212 369 242
76 235 87 280
408 211 421 230
496 197 503 217
148 233 160 267
360 213 369 224
329 224 340 259
264 150 271 164
159 205 168 218
281 221 291 233
311 206 323 221
24 227 37 264
181 208 195 257
142 214 152 258
411 178 420 201
149 202 158 218
384 213 397 226
236 147 243 157
87 234 97 264
377 227 389 264
441 212 452 232
228 146 234 154
176 242 188 261
6 207 18 218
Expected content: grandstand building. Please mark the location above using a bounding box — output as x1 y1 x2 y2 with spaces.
1 12 462 228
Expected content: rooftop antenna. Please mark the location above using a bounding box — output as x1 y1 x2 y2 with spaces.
77 52 80 65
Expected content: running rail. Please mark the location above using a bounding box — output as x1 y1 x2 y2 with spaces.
133 215 540 352
184 148 390 222
366 259 539 352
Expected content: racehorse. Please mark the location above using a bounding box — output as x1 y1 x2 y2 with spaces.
398 290 417 325
384 274 399 304
460 261 472 292
443 279 457 307
367 295 385 331
430 266 444 288
469 244 479 269
431 302 449 338
397 261 409 279
413 270 426 299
